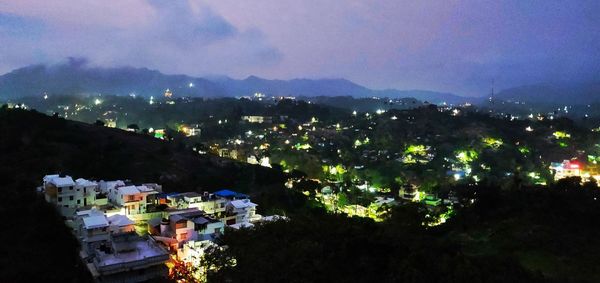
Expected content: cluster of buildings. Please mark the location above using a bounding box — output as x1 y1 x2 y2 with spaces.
40 174 270 282
550 160 600 182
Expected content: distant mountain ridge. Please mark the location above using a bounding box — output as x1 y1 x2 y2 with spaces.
0 61 224 98
494 81 600 105
0 61 471 104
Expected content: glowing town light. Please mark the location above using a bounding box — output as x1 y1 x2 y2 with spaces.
298 125 303 131
189 83 194 88
218 120 222 124
553 131 571 139
352 110 357 116
452 109 460 116
391 116 398 120
453 173 461 181
376 109 385 115
94 98 102 105
43 94 48 100
284 140 290 145
525 126 533 132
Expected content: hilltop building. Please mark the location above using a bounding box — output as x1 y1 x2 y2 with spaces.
40 174 273 282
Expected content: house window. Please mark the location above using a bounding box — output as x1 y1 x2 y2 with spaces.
77 200 81 204
69 196 74 201
69 186 73 190
84 187 87 194
58 197 62 202
57 187 62 193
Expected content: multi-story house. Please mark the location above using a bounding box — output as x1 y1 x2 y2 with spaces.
148 210 224 247
43 174 100 216
108 185 159 215
225 199 260 225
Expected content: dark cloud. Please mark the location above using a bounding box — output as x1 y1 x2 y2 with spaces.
0 0 282 78
0 0 598 95
147 0 238 46
0 12 44 37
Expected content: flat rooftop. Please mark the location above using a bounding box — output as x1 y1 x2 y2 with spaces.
95 239 168 269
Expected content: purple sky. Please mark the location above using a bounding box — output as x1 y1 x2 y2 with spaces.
0 0 598 95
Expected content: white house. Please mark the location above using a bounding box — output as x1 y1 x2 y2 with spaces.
149 210 224 247
108 185 159 215
76 209 111 254
173 192 228 215
44 174 101 216
225 199 260 225
75 178 100 207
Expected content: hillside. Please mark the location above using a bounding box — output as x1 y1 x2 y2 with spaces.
0 106 307 282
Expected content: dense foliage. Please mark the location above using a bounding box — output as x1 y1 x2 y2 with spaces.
208 183 600 282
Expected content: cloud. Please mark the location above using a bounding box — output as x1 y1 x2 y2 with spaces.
146 0 238 46
0 12 44 37
0 0 598 95
0 0 282 77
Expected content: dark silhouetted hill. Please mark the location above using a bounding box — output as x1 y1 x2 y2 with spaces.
0 60 470 103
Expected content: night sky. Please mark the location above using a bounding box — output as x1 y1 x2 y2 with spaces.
0 0 598 95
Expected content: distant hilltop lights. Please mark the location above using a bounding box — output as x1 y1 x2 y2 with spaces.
164 88 173 98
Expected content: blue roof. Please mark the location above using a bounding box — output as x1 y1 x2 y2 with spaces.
214 189 247 198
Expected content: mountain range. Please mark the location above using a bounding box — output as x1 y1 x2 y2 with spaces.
493 81 600 105
0 61 471 104
1 60 598 106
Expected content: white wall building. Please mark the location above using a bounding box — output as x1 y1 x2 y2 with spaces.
226 199 260 225
174 192 228 215
108 185 159 215
43 174 101 216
